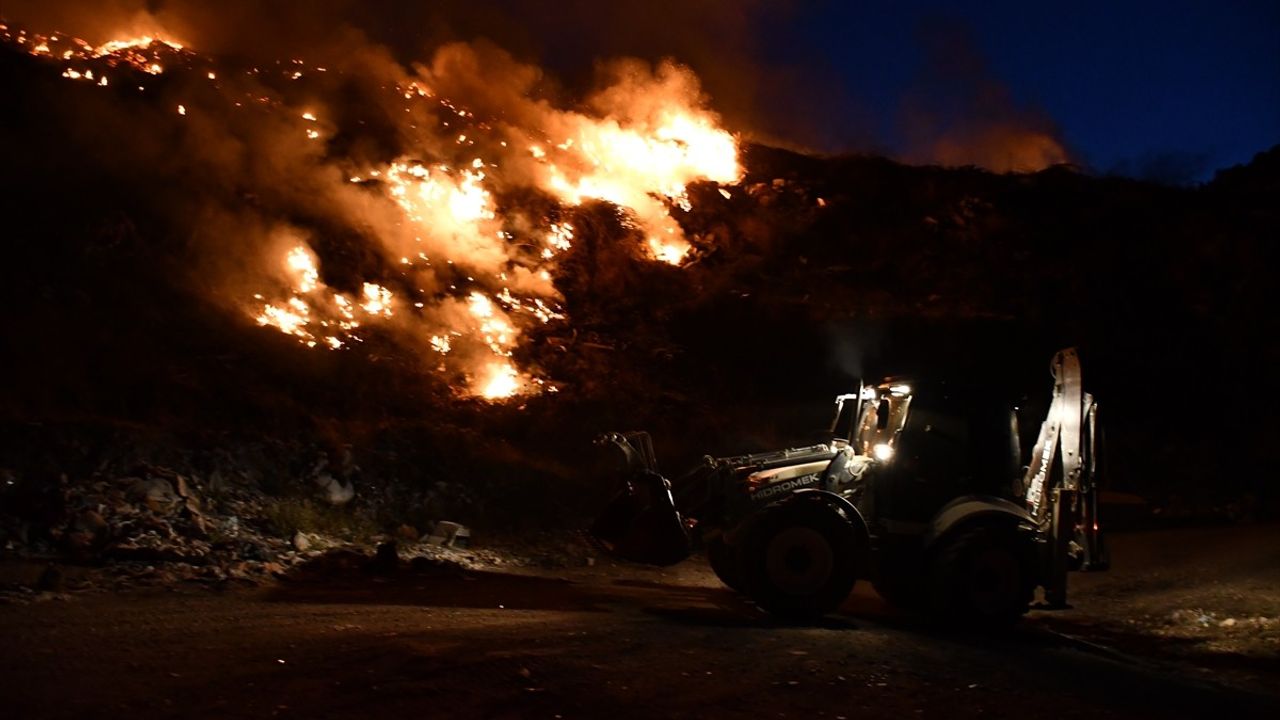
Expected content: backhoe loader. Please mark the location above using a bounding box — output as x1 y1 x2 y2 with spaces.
591 348 1108 623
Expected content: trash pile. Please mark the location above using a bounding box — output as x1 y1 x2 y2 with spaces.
0 438 602 602
1 463 300 593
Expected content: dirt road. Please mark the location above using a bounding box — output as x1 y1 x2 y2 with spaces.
1 526 1276 719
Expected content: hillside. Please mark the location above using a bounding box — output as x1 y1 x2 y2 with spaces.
1 30 1277 556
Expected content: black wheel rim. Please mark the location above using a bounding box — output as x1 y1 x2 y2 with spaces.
764 527 834 596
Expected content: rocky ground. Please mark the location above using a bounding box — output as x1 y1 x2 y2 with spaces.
0 524 1276 719
0 450 602 601
1035 523 1280 693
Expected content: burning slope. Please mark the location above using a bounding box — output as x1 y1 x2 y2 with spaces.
3 15 1278 538
0 22 741 400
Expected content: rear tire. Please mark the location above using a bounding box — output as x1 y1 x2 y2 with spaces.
928 526 1034 627
706 536 745 592
743 500 860 619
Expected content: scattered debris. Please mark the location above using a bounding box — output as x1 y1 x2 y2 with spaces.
0 435 621 602
314 473 355 506
426 521 471 548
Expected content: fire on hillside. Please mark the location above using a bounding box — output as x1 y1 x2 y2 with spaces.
1 21 742 400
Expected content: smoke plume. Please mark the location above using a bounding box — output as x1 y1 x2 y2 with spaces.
900 21 1070 173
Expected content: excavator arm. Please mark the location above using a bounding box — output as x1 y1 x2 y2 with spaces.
1022 348 1107 606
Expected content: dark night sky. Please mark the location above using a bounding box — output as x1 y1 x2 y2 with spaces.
762 0 1279 180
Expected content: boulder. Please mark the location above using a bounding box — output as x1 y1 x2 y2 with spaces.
126 477 179 513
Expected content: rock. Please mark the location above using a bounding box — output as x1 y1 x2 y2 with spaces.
127 477 179 513
292 531 310 552
64 530 97 557
240 541 272 562
220 516 241 537
313 473 355 506
426 521 470 548
64 510 111 558
76 509 109 532
225 561 251 580
185 511 209 537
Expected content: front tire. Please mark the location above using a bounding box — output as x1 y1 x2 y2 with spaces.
743 500 860 619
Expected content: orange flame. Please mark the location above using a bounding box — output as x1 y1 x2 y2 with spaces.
7 25 743 401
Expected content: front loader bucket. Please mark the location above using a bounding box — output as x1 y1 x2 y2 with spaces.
589 433 691 566
590 471 691 566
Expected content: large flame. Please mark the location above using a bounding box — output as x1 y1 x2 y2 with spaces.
523 68 741 265
3 22 742 400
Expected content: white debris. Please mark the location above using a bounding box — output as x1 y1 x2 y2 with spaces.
426 521 470 548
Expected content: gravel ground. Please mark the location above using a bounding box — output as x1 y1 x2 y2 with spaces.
0 525 1276 719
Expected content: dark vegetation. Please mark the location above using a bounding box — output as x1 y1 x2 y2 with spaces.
2 43 1277 544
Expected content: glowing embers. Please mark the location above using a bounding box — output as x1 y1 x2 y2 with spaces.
361 283 393 317
251 243 551 401
300 113 322 140
285 246 319 293
384 161 495 228
479 361 521 400
93 35 181 75
467 292 515 356
253 243 392 350
542 222 574 259
465 292 527 399
495 288 564 325
91 35 184 58
429 334 453 355
8 27 192 90
647 235 690 265
256 299 312 340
